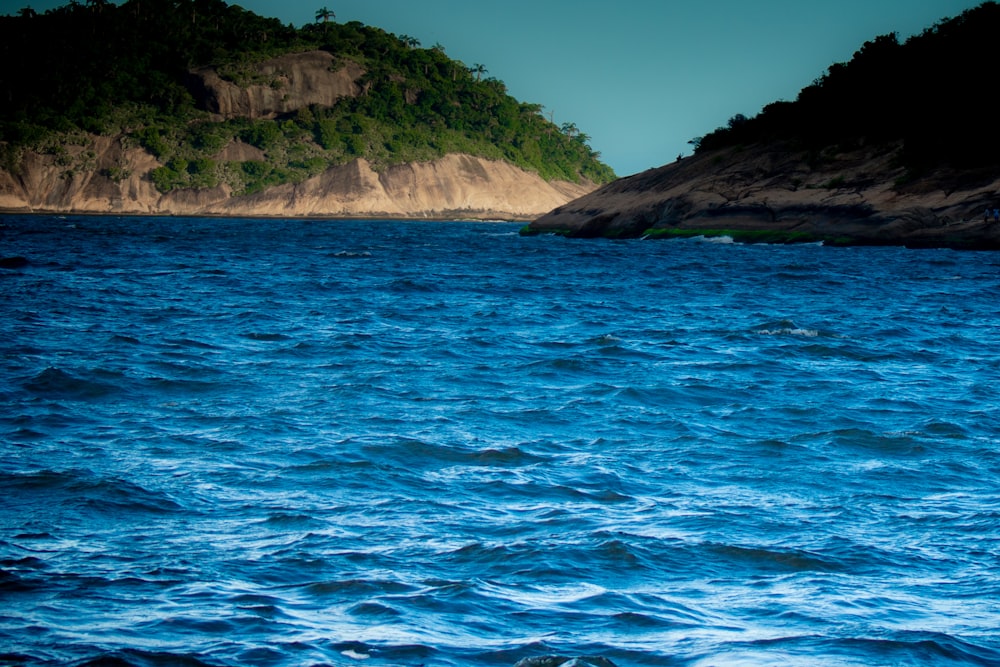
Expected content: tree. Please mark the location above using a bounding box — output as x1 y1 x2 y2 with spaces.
315 6 334 23
0 0 617 187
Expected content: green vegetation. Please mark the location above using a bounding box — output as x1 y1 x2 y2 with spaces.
0 0 614 193
692 2 1000 175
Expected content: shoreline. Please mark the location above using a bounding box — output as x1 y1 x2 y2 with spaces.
0 209 529 223
0 150 597 225
527 143 1000 251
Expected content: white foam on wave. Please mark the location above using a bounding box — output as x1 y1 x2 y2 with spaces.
341 649 371 660
755 328 820 337
699 235 735 244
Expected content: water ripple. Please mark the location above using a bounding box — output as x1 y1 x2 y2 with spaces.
1 216 999 666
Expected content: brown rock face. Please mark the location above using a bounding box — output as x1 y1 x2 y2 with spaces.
529 142 1000 249
0 139 596 220
188 51 364 119
0 49 600 220
169 154 597 219
0 136 161 214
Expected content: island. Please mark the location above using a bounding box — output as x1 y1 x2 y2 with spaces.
0 1 614 219
526 2 1000 250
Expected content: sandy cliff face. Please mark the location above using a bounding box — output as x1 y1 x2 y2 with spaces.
0 50 601 220
0 136 161 214
188 51 364 119
0 138 595 220
529 142 1000 249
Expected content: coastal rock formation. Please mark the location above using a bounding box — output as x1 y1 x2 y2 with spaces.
187 50 364 119
0 138 594 220
528 141 1000 249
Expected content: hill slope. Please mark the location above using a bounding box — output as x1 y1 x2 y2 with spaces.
0 139 594 219
528 2 1000 247
0 0 614 218
528 140 1000 249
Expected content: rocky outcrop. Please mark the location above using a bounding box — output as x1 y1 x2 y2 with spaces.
187 50 364 119
0 138 595 220
0 135 161 214
0 47 604 220
528 142 1000 249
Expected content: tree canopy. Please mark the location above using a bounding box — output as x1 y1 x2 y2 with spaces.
694 1 1000 172
0 0 615 191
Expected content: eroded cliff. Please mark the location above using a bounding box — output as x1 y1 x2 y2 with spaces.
0 137 595 220
528 142 1000 249
188 51 365 120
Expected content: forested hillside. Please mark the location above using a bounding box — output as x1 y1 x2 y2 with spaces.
0 0 614 197
527 2 1000 249
694 1 1000 176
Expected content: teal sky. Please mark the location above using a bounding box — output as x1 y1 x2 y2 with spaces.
3 0 985 175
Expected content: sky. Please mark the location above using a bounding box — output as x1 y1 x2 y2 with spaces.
1 0 986 176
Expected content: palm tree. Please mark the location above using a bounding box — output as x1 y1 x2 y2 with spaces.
315 6 334 23
399 34 421 49
470 63 487 81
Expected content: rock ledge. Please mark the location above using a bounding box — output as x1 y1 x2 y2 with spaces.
527 142 1000 250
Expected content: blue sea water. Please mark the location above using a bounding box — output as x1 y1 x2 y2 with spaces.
1 215 999 667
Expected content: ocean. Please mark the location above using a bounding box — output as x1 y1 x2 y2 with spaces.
1 215 999 667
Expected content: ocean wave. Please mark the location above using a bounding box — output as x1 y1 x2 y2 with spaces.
4 216 1000 666
687 631 1000 667
332 250 373 258
22 367 119 400
2 469 183 515
752 319 823 337
705 543 846 573
756 327 821 337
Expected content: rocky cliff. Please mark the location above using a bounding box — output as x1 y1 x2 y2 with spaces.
188 50 364 120
0 45 605 220
0 137 595 220
527 141 1000 249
